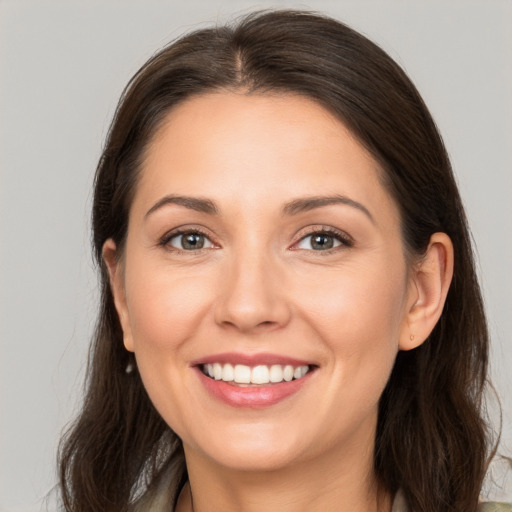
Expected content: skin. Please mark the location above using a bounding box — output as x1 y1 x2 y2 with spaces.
104 92 453 512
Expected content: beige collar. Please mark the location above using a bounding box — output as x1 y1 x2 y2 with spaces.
133 475 512 512
391 489 410 512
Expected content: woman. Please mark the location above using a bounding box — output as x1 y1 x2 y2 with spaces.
58 10 510 512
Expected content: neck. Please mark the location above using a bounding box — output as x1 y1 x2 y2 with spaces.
176 436 391 512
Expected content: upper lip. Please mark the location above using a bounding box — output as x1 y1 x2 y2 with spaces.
190 352 315 367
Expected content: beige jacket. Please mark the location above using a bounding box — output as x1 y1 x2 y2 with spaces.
134 462 512 512
135 483 512 512
392 490 512 512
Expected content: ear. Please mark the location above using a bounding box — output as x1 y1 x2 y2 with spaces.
102 239 134 352
399 232 454 351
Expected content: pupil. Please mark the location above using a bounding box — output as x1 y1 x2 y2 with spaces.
312 234 333 250
183 233 204 250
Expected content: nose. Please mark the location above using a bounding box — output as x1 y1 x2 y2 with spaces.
214 251 291 333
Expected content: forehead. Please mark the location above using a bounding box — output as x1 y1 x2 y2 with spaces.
133 92 398 224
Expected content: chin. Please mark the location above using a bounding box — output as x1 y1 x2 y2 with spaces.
206 447 302 473
187 424 308 472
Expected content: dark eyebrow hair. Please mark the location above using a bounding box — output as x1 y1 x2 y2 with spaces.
145 195 219 218
282 195 374 223
145 194 373 223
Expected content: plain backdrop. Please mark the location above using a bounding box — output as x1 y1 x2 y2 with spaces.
1 1 511 511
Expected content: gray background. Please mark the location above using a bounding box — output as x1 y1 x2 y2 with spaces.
1 1 511 510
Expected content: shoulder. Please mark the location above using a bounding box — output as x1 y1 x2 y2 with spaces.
479 504 512 512
131 457 185 512
392 490 512 512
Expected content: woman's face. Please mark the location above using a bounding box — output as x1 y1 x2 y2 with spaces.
109 92 418 472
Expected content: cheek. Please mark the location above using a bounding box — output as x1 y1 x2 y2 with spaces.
122 261 218 435
292 258 407 401
124 262 215 352
298 261 406 339
295 266 405 432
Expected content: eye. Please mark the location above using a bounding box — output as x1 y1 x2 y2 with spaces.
167 231 214 251
295 229 352 251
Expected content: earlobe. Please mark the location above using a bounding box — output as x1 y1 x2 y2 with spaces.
102 239 134 352
399 232 454 351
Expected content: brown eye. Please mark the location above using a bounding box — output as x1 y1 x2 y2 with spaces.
310 234 335 250
296 231 346 251
168 232 213 250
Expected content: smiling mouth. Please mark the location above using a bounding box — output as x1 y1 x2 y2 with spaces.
200 363 313 386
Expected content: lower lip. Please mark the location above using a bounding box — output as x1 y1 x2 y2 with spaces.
196 368 312 408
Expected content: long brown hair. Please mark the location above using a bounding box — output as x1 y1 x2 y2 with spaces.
59 10 492 512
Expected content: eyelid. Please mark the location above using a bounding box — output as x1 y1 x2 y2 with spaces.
158 225 220 252
290 225 354 251
157 224 353 253
169 232 214 250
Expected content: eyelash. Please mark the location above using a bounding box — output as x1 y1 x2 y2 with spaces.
158 226 354 254
292 226 354 253
159 227 216 254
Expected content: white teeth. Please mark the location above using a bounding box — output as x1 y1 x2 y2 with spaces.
251 365 270 384
283 365 294 382
234 364 251 384
269 364 284 383
221 363 234 382
213 363 222 380
203 363 311 385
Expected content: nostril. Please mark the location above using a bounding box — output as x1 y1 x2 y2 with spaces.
213 281 292 332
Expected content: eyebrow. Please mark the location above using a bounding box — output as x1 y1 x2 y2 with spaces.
144 193 374 223
282 195 374 223
145 195 219 218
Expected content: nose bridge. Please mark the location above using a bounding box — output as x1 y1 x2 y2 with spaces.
214 238 290 332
